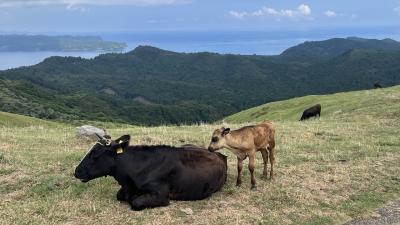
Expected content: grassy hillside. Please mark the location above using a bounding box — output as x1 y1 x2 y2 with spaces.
0 111 57 127
0 87 399 224
225 85 400 123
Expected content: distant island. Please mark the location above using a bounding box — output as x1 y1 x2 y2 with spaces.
0 34 127 52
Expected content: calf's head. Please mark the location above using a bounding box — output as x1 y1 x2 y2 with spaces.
208 127 230 152
74 134 130 182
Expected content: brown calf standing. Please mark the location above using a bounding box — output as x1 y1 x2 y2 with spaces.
208 121 275 190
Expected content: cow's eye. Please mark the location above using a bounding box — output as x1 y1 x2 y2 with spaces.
211 137 219 142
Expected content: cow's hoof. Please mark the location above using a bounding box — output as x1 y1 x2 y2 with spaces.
236 182 242 187
251 186 257 191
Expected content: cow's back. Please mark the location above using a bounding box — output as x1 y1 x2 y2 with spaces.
118 147 227 201
171 149 227 200
308 104 321 113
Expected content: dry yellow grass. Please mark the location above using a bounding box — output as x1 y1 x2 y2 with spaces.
0 118 399 225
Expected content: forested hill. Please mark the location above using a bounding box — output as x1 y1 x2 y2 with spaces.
280 37 400 62
0 34 127 52
1 37 400 125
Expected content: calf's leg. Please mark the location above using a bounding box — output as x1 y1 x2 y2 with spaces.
261 149 269 178
248 153 257 190
236 154 247 186
236 156 244 186
269 148 275 179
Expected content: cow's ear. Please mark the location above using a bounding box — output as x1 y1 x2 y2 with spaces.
222 128 230 136
104 134 112 140
112 135 131 150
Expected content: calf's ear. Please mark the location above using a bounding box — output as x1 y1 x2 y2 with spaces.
222 128 230 136
112 135 131 150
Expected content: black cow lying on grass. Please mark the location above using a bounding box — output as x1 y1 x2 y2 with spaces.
300 104 321 121
74 135 227 210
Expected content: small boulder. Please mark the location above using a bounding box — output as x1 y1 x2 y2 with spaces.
76 125 105 141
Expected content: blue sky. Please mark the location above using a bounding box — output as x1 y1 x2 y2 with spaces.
0 0 400 33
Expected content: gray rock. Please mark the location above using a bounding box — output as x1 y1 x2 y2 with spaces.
180 208 193 215
76 125 106 141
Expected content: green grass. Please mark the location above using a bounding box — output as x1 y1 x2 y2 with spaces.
0 86 399 224
225 85 400 123
0 111 57 127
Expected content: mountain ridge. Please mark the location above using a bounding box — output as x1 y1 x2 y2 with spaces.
280 37 400 62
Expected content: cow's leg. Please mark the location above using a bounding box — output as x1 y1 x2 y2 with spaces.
248 152 257 190
236 155 246 186
116 186 128 202
117 186 139 202
269 148 276 180
261 149 269 178
130 184 169 211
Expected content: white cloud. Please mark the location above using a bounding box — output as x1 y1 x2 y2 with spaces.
229 10 247 19
0 0 191 8
229 4 312 20
298 4 311 15
324 10 337 17
281 9 295 17
262 7 278 15
251 10 263 17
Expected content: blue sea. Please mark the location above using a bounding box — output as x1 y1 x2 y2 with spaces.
1 27 399 70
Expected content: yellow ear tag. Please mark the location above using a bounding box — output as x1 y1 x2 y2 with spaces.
116 140 124 154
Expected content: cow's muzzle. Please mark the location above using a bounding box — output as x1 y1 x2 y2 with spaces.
74 170 89 183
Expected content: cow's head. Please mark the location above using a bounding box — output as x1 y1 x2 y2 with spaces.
74 134 130 182
208 127 230 152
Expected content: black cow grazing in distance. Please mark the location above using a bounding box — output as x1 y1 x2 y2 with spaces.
74 135 227 211
374 81 382 89
300 104 321 121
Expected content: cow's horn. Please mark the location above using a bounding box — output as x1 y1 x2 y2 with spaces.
95 133 104 140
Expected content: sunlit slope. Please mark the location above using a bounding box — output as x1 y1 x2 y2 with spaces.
0 111 57 127
225 85 400 123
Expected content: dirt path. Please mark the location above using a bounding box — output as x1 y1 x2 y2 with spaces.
343 200 400 225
